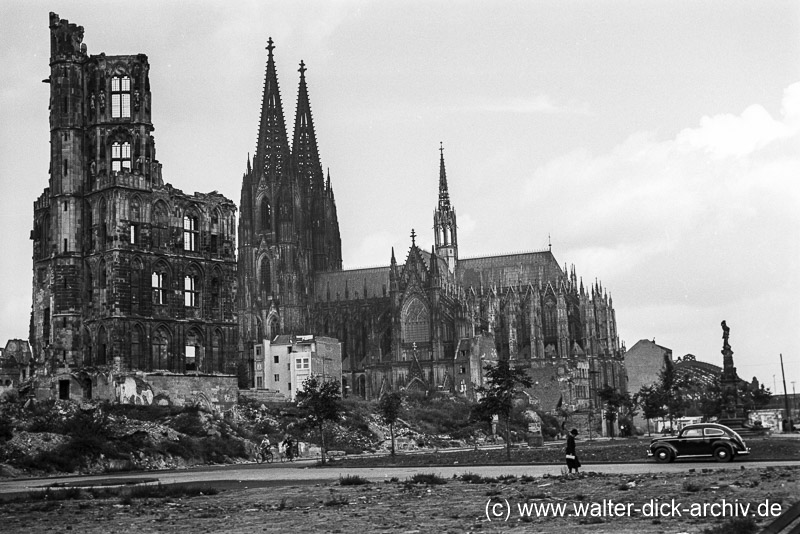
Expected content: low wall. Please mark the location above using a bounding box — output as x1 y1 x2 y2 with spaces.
145 373 239 411
239 389 288 404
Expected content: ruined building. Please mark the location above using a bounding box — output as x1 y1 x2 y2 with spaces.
29 13 239 399
237 43 626 405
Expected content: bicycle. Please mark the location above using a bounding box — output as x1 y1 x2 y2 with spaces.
255 447 274 464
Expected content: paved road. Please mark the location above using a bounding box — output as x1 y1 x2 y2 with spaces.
1 459 798 494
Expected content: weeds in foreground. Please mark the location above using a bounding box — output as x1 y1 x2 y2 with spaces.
459 472 498 484
13 483 219 504
339 474 370 486
408 472 447 485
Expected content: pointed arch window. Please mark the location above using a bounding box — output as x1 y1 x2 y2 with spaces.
152 202 169 248
260 257 272 299
111 76 131 118
152 265 168 306
129 197 141 244
98 258 107 289
184 269 200 307
97 326 108 365
544 299 557 339
98 198 108 249
185 329 202 372
183 213 199 251
260 197 272 231
210 209 220 253
210 330 223 373
152 327 170 370
111 142 131 172
131 324 144 370
402 297 430 343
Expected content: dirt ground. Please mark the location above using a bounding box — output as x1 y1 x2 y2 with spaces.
1 465 798 533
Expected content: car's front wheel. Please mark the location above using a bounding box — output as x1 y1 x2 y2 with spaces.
713 446 733 462
654 448 673 463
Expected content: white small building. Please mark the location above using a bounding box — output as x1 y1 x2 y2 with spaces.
253 335 342 401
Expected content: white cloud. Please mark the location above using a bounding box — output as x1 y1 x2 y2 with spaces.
517 83 800 377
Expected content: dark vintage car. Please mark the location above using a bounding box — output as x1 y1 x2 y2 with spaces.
647 423 751 463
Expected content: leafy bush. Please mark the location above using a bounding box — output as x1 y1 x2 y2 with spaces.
339 474 370 486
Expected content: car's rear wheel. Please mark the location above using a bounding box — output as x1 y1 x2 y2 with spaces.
654 448 673 463
713 446 733 462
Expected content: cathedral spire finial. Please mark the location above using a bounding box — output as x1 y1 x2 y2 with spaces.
438 143 451 210
266 37 275 56
411 228 416 246
299 59 306 77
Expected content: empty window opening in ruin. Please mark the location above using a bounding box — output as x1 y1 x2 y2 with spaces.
59 380 70 400
184 274 199 307
111 141 131 172
152 271 166 305
185 345 197 371
183 214 199 251
111 76 131 118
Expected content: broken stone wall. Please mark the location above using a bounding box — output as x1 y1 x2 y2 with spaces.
145 373 238 411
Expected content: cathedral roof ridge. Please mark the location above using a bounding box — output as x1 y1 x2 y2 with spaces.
459 248 553 260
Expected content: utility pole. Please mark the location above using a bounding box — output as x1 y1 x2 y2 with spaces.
780 354 791 431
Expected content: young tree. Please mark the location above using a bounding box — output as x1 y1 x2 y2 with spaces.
598 385 625 438
657 360 692 430
377 391 404 457
296 375 342 465
638 384 667 436
473 359 533 460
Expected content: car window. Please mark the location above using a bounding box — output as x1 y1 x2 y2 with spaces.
704 428 724 436
682 428 703 437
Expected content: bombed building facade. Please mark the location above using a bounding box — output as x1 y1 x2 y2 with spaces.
29 14 239 401
237 43 627 405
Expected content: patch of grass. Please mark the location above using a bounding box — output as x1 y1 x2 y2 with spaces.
408 472 447 485
339 474 370 486
124 483 218 500
13 483 217 504
26 487 83 501
459 472 498 484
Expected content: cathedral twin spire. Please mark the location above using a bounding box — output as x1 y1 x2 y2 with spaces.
255 37 290 179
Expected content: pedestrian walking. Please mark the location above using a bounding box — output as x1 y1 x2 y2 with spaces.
565 428 581 474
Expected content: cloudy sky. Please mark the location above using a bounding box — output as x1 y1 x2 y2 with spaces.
1 1 798 392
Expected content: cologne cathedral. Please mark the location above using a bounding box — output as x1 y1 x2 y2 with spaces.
28 13 625 409
237 42 626 405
